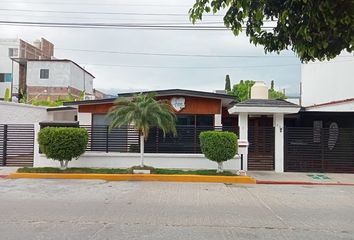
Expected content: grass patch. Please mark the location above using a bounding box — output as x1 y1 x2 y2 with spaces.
17 167 130 174
17 167 236 176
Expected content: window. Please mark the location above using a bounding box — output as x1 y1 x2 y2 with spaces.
0 73 12 82
40 69 49 79
8 48 18 57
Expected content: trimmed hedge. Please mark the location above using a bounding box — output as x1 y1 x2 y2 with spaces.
38 127 89 162
199 131 238 163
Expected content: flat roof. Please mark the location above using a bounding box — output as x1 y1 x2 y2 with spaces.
11 58 95 78
64 89 236 106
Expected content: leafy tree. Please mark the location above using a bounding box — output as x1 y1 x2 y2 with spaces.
225 74 231 92
38 127 89 170
189 0 354 62
199 131 238 173
229 80 255 102
3 88 10 102
230 80 286 101
108 93 177 167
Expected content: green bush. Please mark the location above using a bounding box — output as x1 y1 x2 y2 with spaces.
4 88 10 102
199 131 238 173
38 127 89 169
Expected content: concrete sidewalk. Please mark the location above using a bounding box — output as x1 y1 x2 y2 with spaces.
248 171 354 185
0 167 19 177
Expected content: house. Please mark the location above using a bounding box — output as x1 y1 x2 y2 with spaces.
0 37 97 102
13 59 95 101
0 38 54 100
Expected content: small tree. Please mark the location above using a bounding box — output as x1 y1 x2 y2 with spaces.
4 88 10 102
38 127 89 170
108 93 177 167
224 74 231 93
199 131 238 173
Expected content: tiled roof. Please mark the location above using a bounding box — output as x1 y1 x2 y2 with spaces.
235 99 299 108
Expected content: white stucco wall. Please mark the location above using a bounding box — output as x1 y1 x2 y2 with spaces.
301 52 354 107
26 61 94 94
0 39 20 97
34 152 241 171
0 101 51 124
70 63 94 94
48 110 77 121
27 61 71 87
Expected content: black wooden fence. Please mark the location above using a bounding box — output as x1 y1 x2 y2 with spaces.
0 124 34 167
80 125 239 154
285 127 354 173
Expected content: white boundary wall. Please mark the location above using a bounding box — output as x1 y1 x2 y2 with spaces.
34 152 241 171
33 124 241 170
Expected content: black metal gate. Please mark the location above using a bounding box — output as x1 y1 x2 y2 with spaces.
0 124 34 167
285 127 354 173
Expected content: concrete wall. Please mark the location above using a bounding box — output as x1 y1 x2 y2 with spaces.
0 101 50 124
26 61 94 94
27 61 71 87
34 152 241 171
0 39 20 97
301 52 354 107
70 63 93 94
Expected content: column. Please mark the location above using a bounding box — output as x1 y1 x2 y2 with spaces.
273 113 284 173
238 113 248 171
214 114 222 128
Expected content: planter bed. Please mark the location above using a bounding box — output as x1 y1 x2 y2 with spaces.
17 167 236 176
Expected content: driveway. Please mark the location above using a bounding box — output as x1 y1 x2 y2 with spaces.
0 179 353 240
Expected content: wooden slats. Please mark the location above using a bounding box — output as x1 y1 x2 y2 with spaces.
248 127 275 171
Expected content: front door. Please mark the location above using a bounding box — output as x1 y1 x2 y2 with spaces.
248 117 275 170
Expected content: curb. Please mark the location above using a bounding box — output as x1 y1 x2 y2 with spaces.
8 173 257 184
0 175 8 179
256 180 354 186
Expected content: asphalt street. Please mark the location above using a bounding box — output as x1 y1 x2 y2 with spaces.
0 179 353 240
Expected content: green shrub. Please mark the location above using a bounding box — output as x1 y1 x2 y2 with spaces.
199 131 238 172
38 127 89 169
4 88 10 101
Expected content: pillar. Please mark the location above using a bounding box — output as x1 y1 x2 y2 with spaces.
273 113 284 173
238 113 248 171
214 114 222 128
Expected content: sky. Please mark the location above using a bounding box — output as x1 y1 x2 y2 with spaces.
0 0 301 96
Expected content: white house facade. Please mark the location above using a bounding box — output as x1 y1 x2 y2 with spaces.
301 52 354 107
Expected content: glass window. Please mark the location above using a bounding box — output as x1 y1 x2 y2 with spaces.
196 115 214 126
177 115 195 126
0 73 4 82
40 69 49 79
8 48 18 57
4 73 12 82
92 114 112 126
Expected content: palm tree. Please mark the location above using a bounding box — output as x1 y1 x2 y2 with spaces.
108 93 177 167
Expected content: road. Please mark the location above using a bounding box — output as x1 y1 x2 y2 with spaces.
0 179 353 240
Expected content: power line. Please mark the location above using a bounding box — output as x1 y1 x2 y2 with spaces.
79 63 301 69
1 1 192 7
57 47 296 58
0 20 274 31
0 8 222 17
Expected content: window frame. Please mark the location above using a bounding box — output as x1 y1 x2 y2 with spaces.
40 69 49 79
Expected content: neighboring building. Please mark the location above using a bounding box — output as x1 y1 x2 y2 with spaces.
301 52 354 107
0 38 54 99
19 59 94 101
93 88 108 100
